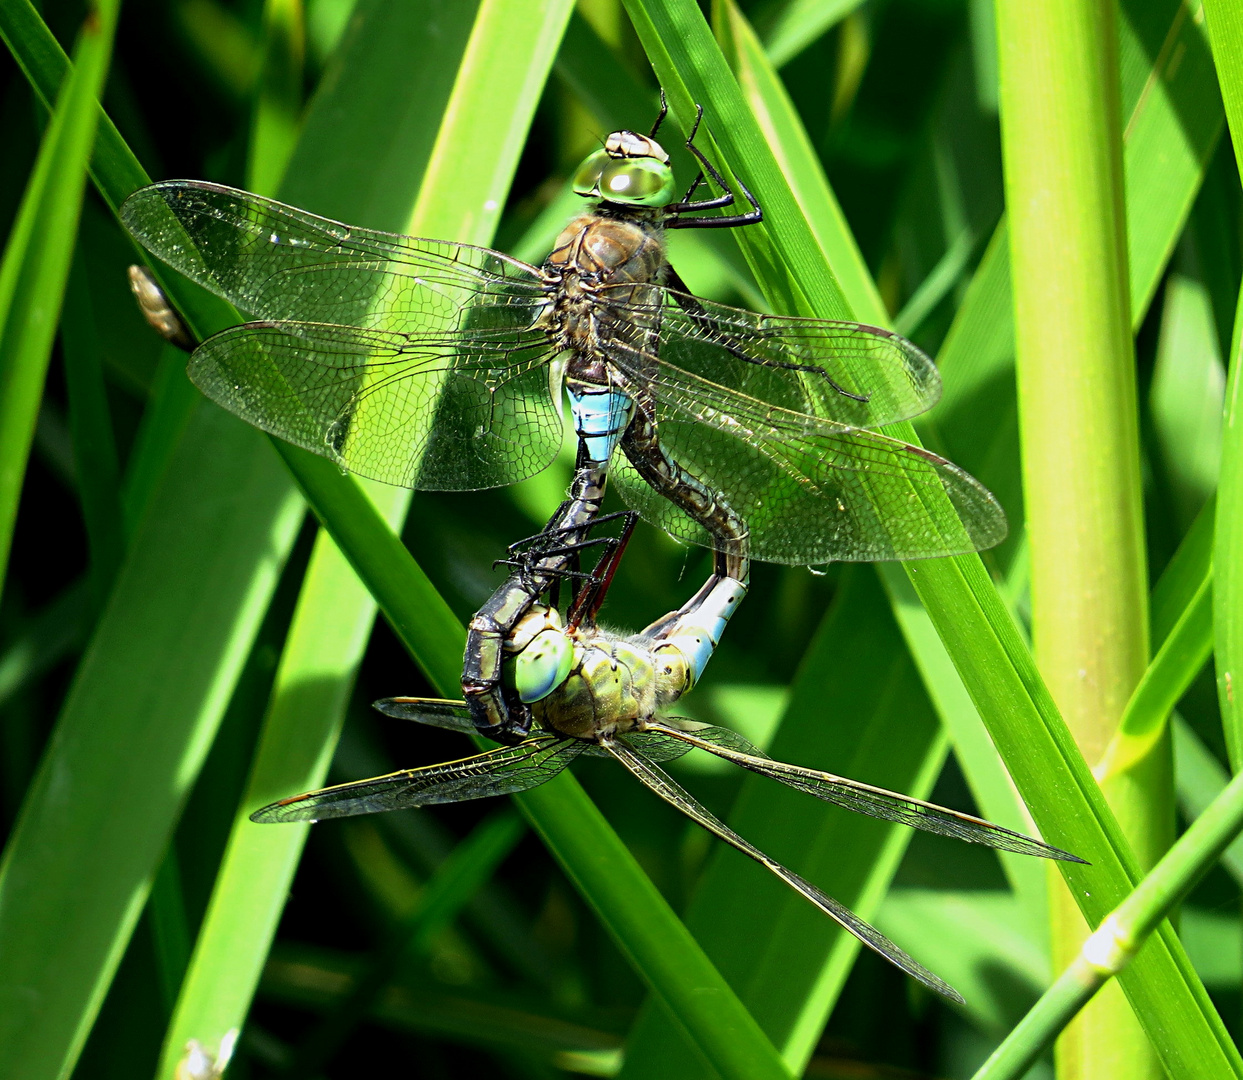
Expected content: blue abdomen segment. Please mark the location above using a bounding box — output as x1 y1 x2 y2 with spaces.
660 577 749 686
568 385 634 464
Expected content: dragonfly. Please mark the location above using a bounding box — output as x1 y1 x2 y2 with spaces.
120 102 1006 740
252 513 1079 1003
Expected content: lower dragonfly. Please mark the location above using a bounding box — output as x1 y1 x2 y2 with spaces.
252 513 1082 1003
120 100 1007 743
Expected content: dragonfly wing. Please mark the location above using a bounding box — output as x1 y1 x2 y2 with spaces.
607 336 1005 563
604 737 961 1001
373 698 477 735
602 284 941 430
120 181 548 323
251 733 586 823
122 182 563 491
189 319 563 490
648 721 1084 863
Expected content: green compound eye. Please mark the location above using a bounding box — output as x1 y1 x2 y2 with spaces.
513 628 575 704
571 149 610 197
572 150 675 207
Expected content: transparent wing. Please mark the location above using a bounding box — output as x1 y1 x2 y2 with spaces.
373 698 477 734
251 733 586 823
373 698 691 762
596 289 1005 564
603 285 941 431
610 356 1005 562
119 180 549 323
189 319 562 490
121 181 562 491
647 721 1083 863
604 737 962 1002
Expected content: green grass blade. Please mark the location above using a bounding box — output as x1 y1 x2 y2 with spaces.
1202 0 1243 772
155 504 402 1078
1174 716 1243 885
932 0 1223 515
0 398 304 1080
0 0 119 602
715 0 886 324
247 0 304 194
157 4 559 1067
758 0 867 69
619 1 1241 1075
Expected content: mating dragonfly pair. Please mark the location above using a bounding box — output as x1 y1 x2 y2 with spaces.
121 103 1077 1002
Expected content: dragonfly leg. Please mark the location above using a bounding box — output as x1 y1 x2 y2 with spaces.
463 457 608 742
665 105 763 227
464 382 636 742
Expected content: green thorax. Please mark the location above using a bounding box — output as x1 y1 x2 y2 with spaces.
505 607 691 740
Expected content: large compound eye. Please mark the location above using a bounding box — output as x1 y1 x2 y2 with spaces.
512 629 574 704
597 158 675 206
571 149 610 197
571 149 675 207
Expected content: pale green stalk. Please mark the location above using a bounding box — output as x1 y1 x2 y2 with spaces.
994 0 1162 1076
1201 0 1243 773
974 764 1243 1080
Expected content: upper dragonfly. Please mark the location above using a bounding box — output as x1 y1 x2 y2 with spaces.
119 105 1006 569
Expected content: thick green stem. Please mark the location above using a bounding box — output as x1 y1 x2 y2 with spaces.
995 0 1166 1076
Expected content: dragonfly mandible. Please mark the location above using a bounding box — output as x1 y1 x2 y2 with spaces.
252 512 1077 1003
120 103 1005 741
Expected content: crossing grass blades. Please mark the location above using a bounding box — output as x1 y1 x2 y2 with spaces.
252 515 1084 1003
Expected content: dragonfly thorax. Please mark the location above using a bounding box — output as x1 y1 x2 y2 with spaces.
505 607 692 741
545 214 667 288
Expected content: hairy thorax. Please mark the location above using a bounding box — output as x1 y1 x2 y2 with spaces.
543 213 667 383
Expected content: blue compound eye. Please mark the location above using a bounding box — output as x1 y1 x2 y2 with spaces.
513 629 574 703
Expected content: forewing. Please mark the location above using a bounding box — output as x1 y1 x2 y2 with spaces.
607 334 1006 564
649 721 1083 863
251 733 585 823
600 284 941 430
604 737 961 1001
119 180 548 323
188 319 563 490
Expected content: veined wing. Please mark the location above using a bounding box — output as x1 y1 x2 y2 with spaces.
374 697 477 734
647 721 1083 863
374 698 692 763
606 337 1006 564
189 319 562 490
597 284 940 431
122 182 562 492
119 181 549 324
604 736 962 1002
250 733 586 823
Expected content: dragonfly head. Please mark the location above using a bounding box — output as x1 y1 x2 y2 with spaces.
506 608 574 705
572 130 676 208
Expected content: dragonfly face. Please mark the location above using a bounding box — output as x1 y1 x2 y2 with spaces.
570 130 676 207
